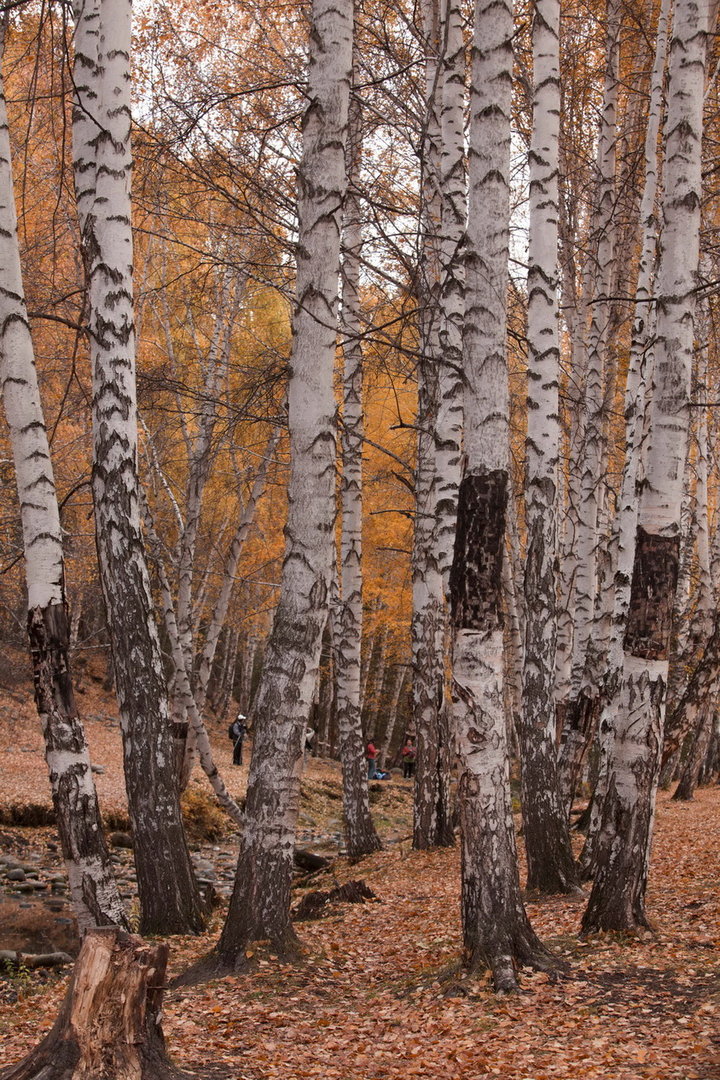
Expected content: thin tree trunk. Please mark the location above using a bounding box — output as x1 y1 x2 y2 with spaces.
411 0 448 850
379 666 408 769
335 71 381 857
519 0 578 894
217 0 352 964
143 502 244 826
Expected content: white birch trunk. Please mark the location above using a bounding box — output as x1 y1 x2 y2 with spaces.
519 0 578 894
411 0 454 850
449 0 549 990
670 306 715 801
558 0 620 812
74 0 204 934
180 427 280 784
435 0 465 580
580 0 670 880
217 0 352 963
583 0 710 932
335 78 381 857
0 33 125 931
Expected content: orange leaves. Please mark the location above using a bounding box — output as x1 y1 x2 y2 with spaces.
1 750 720 1080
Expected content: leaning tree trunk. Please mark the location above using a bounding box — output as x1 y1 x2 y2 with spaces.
449 0 551 992
519 0 578 895
142 501 244 825
216 0 352 965
582 0 709 933
72 0 204 935
0 929 187 1080
0 25 125 933
336 74 381 858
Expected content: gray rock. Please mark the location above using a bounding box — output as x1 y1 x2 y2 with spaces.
6 869 26 882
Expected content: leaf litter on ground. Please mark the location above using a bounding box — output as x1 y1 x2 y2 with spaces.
0 688 718 1080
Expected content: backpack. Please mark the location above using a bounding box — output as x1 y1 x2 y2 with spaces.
228 723 235 741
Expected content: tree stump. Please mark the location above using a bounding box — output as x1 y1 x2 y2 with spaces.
1 928 190 1079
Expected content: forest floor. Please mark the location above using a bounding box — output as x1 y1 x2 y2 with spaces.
0 655 718 1079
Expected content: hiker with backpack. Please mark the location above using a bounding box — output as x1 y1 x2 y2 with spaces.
228 713 247 766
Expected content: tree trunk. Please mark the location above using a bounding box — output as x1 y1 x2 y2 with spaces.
0 25 125 932
143 501 244 825
0 929 188 1080
582 0 709 932
411 0 454 852
559 0 620 812
450 0 551 990
579 0 669 881
216 0 352 965
673 705 714 801
335 73 381 857
519 0 578 895
72 0 204 935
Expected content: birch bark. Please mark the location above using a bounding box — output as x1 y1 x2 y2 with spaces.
673 323 715 801
519 0 578 894
73 0 204 934
579 0 669 879
411 0 452 850
335 77 381 857
217 0 352 963
449 0 550 989
412 0 464 850
558 0 620 814
0 28 125 931
582 0 710 932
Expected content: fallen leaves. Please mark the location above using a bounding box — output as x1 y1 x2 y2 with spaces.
0 728 719 1079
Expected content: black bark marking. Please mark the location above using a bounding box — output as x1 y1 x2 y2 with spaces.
450 470 507 632
624 528 680 659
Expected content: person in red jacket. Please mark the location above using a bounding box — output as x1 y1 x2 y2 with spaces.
366 739 379 779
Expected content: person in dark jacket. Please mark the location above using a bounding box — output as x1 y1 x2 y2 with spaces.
229 713 247 766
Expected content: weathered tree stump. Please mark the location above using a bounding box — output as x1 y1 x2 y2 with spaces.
1 928 190 1079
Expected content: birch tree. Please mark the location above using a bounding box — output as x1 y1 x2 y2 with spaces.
582 0 710 932
335 74 381 857
72 0 204 935
580 0 670 878
217 0 353 963
449 0 550 989
0 20 125 932
673 319 716 801
557 0 620 815
519 0 578 895
411 0 450 849
413 0 465 850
